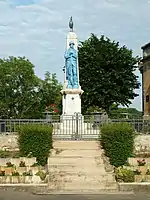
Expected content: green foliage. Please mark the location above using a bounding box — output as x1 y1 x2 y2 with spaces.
101 122 135 167
31 162 40 167
0 56 38 118
78 34 140 113
109 106 142 119
0 150 10 158
41 72 62 112
36 170 47 180
19 161 26 167
18 124 53 166
0 170 5 176
6 162 14 167
22 171 32 176
0 150 21 158
86 106 105 114
0 56 62 119
12 171 20 176
115 167 134 182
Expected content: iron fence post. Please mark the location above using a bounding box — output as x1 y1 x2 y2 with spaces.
75 113 79 140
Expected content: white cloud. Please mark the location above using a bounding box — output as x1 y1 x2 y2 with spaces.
0 0 150 110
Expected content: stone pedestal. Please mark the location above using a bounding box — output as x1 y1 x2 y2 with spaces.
61 88 84 115
60 88 84 135
67 32 78 50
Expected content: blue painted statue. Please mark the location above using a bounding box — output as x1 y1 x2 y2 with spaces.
64 41 79 89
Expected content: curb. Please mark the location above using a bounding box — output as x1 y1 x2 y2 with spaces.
0 184 47 187
33 190 135 195
119 182 150 192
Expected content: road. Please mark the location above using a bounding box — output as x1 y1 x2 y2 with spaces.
0 189 150 200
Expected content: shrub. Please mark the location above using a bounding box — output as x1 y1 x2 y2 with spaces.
137 159 146 166
115 167 134 182
36 170 47 181
12 171 20 176
19 161 26 167
146 169 150 175
31 162 40 167
18 124 53 166
6 162 14 167
0 150 21 158
0 150 10 158
23 170 32 176
100 122 135 167
133 169 141 175
0 170 5 176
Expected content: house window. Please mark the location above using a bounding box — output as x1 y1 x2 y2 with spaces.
146 95 149 102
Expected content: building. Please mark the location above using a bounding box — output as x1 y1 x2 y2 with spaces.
139 42 150 119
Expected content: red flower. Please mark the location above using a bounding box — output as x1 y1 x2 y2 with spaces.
50 104 56 107
45 104 59 113
54 109 59 113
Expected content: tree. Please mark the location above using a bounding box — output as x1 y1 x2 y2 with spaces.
36 71 62 118
0 56 62 119
0 56 39 118
40 72 62 109
78 34 140 113
21 72 62 119
109 106 142 119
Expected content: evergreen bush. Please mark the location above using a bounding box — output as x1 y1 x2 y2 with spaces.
100 122 135 167
18 124 53 166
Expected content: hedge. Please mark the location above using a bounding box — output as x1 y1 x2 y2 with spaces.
18 124 53 166
100 122 135 167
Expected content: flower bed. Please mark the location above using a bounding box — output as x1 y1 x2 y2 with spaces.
0 158 48 184
0 176 34 184
128 157 150 166
135 175 150 182
0 157 36 167
115 157 150 183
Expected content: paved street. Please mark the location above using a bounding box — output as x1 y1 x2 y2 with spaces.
0 189 150 200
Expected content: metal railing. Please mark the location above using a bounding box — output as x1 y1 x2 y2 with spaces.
0 115 150 140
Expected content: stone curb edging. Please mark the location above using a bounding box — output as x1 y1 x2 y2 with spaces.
0 183 47 187
0 183 48 194
33 190 135 195
119 182 150 192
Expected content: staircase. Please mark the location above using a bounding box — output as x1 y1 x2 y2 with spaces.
47 141 118 193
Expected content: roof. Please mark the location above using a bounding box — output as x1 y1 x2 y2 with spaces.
141 42 150 50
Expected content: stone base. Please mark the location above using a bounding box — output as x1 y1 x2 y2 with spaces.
61 88 84 115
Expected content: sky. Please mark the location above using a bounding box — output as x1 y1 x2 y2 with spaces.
0 0 150 111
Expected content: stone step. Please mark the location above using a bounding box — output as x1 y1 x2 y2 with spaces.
48 164 106 174
53 141 100 150
50 149 102 157
48 172 115 182
48 157 103 165
48 181 118 191
53 134 99 140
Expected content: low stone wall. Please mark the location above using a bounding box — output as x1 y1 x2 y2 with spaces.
0 134 18 150
128 157 150 166
0 176 41 184
1 133 150 151
119 183 150 192
134 135 150 152
0 157 36 166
